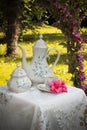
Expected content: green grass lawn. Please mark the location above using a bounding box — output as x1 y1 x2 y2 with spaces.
0 25 87 86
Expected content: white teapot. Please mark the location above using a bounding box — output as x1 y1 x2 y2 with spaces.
7 64 32 93
19 35 60 85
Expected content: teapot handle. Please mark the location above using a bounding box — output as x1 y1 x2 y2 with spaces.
47 48 60 70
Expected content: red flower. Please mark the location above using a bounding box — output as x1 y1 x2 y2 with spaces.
49 80 68 93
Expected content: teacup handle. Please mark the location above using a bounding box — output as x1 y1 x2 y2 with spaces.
47 48 60 70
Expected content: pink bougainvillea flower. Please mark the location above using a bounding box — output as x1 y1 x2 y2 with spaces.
76 53 84 62
54 1 61 9
65 12 72 18
81 83 87 91
53 20 60 27
70 21 76 29
79 71 86 81
49 80 68 94
78 64 84 70
72 31 83 42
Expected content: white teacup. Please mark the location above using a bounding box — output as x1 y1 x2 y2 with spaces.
44 75 58 87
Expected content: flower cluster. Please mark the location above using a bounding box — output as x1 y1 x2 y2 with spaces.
76 52 87 90
72 31 83 43
76 53 84 63
49 0 87 93
49 79 68 94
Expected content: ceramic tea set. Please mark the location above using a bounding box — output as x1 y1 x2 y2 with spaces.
7 35 60 93
7 64 32 93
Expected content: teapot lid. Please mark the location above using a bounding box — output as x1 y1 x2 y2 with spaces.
34 34 47 48
11 64 27 77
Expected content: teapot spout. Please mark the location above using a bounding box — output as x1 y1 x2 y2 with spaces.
18 45 29 72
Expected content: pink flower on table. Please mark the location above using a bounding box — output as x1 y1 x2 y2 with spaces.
49 80 68 94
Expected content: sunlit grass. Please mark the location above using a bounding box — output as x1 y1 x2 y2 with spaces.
22 24 62 35
0 25 87 86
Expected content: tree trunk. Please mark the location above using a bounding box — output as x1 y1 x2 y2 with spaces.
5 0 20 56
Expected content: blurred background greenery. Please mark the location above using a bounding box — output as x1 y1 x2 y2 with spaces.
0 25 87 86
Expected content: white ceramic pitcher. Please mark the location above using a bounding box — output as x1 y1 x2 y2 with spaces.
19 35 60 84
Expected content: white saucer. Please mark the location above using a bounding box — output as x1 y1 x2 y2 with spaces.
37 84 51 93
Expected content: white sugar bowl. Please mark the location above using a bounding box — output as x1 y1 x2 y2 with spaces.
7 64 32 93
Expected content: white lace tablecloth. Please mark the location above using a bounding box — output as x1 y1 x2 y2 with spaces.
0 86 87 130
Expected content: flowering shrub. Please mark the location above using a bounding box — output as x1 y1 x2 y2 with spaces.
49 79 67 93
44 0 87 94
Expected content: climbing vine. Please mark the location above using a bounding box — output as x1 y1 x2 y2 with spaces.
40 0 87 94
